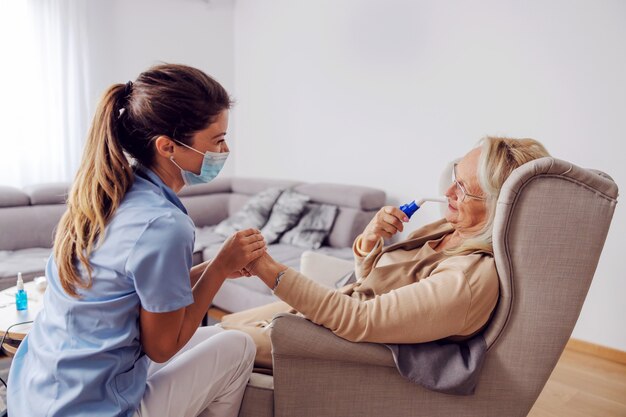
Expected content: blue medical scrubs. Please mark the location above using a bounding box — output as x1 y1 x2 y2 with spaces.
7 167 196 416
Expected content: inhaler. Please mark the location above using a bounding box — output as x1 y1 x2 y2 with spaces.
399 198 447 219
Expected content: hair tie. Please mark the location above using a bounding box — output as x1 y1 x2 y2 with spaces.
124 81 133 96
118 81 134 120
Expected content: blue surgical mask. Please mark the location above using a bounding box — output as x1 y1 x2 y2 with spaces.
170 141 229 186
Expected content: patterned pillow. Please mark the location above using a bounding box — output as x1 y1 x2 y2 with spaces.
261 190 311 243
279 202 338 249
214 187 284 237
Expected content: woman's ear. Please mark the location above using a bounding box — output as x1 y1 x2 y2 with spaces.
154 135 176 159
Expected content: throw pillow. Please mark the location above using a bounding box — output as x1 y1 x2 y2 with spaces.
279 202 338 249
214 187 283 237
261 190 310 243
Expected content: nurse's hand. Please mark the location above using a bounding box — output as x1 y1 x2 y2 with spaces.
214 228 266 278
227 268 252 279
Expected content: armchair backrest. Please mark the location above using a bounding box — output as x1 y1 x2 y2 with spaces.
479 157 618 414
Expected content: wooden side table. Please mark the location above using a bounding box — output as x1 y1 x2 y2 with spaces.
0 281 45 356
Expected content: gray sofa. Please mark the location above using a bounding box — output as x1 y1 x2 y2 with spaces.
0 177 385 312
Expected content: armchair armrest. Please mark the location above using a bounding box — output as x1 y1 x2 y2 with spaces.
269 314 438 417
270 313 395 367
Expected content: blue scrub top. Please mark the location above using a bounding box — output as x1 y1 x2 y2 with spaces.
7 167 195 416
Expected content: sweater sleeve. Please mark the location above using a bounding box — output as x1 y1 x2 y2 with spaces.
352 234 385 279
273 262 473 344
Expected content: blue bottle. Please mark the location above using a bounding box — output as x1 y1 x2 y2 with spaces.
16 272 28 311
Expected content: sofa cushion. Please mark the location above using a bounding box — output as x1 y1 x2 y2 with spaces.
0 186 30 208
231 177 301 196
326 208 378 248
181 193 230 229
260 190 310 243
0 248 51 289
23 183 69 205
0 205 66 251
313 246 354 261
293 182 385 210
299 250 354 289
215 187 284 237
177 177 232 197
279 203 338 249
194 226 227 253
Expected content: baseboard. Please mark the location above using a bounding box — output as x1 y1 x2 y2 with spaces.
566 338 626 365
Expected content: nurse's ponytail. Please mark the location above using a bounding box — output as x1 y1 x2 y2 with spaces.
54 84 134 297
54 64 232 297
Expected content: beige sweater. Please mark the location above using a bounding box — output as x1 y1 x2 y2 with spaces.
274 219 499 344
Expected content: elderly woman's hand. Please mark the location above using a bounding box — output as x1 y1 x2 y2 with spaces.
360 206 409 252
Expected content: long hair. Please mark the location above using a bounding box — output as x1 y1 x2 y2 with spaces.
54 64 232 297
445 136 550 256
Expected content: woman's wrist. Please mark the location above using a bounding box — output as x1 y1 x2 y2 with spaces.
261 263 287 289
358 233 378 254
250 254 288 289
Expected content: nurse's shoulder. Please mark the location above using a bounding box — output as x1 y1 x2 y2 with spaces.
110 173 195 246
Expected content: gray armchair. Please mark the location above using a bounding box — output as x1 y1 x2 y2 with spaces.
238 157 618 417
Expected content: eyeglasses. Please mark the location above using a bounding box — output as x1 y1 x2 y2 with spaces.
452 163 486 202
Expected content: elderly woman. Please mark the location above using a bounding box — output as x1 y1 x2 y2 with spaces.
221 136 550 368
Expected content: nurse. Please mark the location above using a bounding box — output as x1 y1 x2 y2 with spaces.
8 64 262 417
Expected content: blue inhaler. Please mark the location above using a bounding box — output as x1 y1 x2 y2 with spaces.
399 198 447 220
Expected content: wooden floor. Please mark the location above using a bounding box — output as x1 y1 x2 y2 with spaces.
528 348 626 417
209 308 626 416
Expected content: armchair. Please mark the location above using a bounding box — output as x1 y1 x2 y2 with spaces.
238 157 618 417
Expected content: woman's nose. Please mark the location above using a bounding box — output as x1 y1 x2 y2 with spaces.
222 142 230 153
444 183 457 200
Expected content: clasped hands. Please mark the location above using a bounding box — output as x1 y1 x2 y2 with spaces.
211 228 287 289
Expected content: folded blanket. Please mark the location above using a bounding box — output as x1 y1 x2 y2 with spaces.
385 334 486 395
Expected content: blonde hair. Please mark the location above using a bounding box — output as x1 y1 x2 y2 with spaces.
54 64 232 297
53 85 133 297
446 136 550 256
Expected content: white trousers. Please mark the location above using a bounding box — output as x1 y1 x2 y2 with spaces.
134 326 255 417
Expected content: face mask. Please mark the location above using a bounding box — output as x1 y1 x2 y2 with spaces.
169 141 229 186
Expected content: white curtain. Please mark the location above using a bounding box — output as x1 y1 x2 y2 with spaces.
0 0 91 188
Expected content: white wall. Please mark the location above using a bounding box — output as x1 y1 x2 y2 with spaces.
85 0 236 175
232 0 626 350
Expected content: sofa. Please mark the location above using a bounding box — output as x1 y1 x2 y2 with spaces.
0 177 385 312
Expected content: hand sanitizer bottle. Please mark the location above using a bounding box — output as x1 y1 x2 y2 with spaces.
16 272 28 311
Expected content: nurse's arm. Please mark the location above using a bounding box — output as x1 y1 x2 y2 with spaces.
190 260 210 287
139 229 265 363
139 260 229 363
